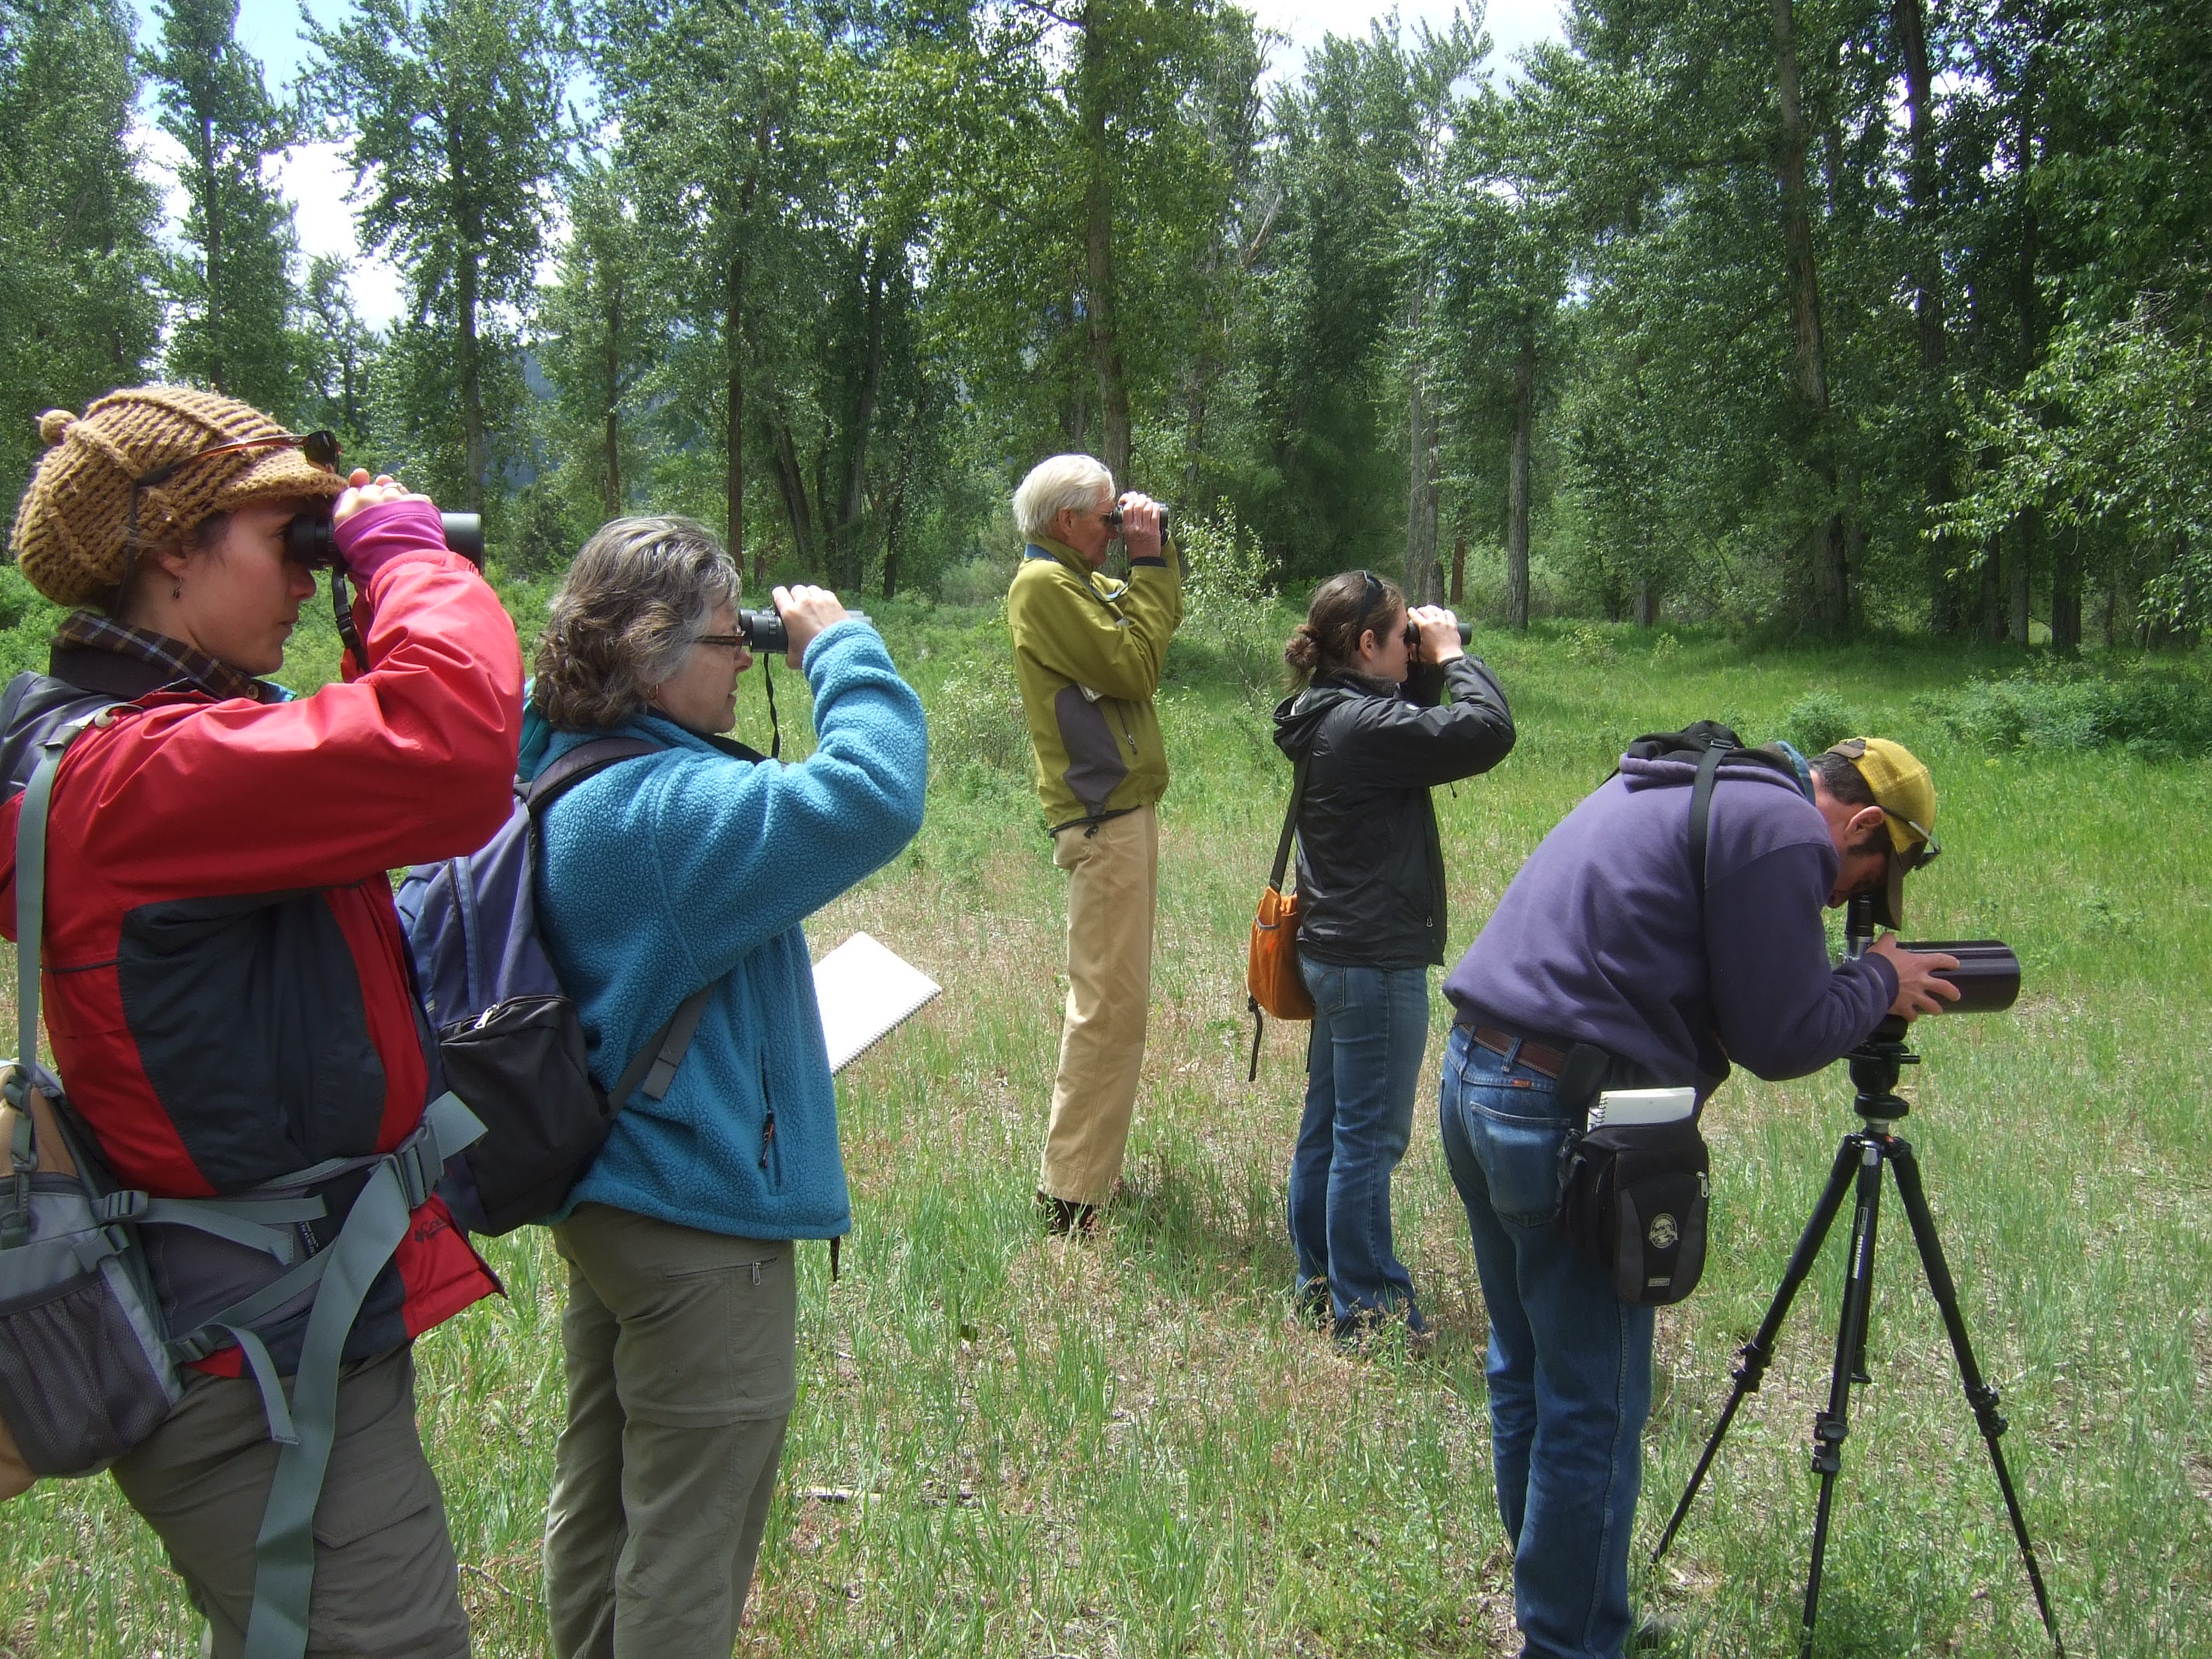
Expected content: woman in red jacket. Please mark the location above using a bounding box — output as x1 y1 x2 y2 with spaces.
2 386 523 1657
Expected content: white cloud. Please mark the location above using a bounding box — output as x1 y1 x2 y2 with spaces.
1245 0 1566 84
274 143 407 329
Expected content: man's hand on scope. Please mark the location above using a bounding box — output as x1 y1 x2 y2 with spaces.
1117 493 1164 562
773 583 848 669
1869 934 1962 1021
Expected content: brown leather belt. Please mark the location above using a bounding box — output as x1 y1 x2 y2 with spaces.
1464 1024 1569 1079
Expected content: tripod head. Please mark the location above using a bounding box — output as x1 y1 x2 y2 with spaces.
1842 893 1918 1125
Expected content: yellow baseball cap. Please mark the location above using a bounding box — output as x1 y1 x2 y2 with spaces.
1826 737 1938 929
1825 737 1936 853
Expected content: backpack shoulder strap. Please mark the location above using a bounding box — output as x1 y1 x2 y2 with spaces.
608 985 715 1107
1688 736 1730 904
522 736 663 815
6 705 123 1236
1269 751 1313 892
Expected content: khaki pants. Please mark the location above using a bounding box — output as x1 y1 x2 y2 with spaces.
110 1344 468 1659
1039 803 1160 1205
544 1205 796 1659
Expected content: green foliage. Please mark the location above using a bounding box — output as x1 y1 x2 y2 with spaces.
1918 660 2212 758
304 0 568 509
1779 688 1863 754
0 0 163 512
147 0 308 416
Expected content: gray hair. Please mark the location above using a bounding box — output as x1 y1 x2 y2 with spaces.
532 516 742 730
1012 454 1113 541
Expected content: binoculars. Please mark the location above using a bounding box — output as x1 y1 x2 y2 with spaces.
737 605 869 656
283 507 485 569
1405 617 1476 647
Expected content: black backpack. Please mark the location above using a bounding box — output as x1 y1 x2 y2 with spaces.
1557 723 1811 1306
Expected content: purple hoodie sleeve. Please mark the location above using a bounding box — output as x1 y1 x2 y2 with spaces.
332 497 449 584
1706 841 1899 1080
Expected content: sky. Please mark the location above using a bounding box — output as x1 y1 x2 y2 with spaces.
130 0 1567 331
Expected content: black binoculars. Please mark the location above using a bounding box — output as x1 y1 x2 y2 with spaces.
1404 617 1476 647
736 605 869 656
283 507 485 569
1102 506 1172 548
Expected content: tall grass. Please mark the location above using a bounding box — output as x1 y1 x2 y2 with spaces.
2 610 2207 1657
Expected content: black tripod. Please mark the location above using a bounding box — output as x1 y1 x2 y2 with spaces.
1651 1014 2064 1657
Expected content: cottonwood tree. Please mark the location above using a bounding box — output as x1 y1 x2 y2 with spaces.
147 0 304 414
304 0 566 510
0 0 162 508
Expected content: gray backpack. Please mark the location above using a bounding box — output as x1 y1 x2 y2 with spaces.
0 706 485 1659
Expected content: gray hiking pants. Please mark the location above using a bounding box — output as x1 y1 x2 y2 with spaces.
110 1342 469 1658
544 1204 795 1659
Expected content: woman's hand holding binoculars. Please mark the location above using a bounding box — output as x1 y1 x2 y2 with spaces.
1408 605 1466 664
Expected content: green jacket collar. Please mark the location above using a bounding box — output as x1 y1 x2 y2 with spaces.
1023 533 1094 575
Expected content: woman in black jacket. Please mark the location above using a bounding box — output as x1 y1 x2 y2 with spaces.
1275 570 1515 1345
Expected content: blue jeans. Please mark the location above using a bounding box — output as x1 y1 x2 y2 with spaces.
1289 956 1431 1334
1437 1023 1655 1659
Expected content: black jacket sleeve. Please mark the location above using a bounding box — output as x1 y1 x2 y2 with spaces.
1323 656 1515 790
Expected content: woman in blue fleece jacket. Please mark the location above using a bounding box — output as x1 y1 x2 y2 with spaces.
519 516 925 1657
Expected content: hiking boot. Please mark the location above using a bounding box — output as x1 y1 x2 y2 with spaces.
1035 1190 1097 1236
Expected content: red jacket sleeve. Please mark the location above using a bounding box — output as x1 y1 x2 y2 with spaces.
64 504 523 899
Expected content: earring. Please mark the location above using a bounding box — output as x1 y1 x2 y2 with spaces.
172 579 183 601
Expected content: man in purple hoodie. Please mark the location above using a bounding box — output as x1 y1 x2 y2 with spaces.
1437 736 1959 1659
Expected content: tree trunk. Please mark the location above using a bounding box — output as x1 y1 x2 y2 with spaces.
1633 581 1658 628
1079 12 1132 486
725 250 746 572
603 274 623 517
457 245 486 513
198 113 226 394
1979 532 2004 642
833 240 890 592
1449 532 1466 606
1897 0 1956 630
770 420 817 572
1505 331 1534 631
2009 69 2042 649
2009 511 2034 644
2050 524 2081 650
1771 0 1847 628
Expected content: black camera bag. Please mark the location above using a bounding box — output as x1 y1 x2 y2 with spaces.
1559 1114 1711 1306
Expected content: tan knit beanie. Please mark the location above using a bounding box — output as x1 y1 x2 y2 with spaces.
9 384 347 608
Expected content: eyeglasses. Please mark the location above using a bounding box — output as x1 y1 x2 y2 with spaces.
133 429 342 493
1888 814 1941 873
690 635 747 651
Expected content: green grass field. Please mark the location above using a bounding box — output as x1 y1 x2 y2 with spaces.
2 600 2207 1657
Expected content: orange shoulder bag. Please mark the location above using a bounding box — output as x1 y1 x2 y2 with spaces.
1246 753 1313 1076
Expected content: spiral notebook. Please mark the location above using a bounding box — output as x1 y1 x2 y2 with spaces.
811 931 942 1073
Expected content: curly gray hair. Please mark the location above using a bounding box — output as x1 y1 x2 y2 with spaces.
532 516 742 730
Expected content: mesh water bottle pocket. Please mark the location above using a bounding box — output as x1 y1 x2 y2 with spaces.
0 1202 179 1478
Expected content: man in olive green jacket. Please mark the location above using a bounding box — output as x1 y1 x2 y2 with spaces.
1007 454 1183 1231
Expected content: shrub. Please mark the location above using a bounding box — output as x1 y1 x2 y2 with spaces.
1564 624 1615 663
937 555 1013 608
1782 689 1865 754
925 662 1031 781
1918 663 2212 757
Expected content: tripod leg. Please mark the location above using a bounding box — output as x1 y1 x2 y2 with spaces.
1654 1135 1859 1563
1799 1139 1886 1659
1887 1141 2066 1656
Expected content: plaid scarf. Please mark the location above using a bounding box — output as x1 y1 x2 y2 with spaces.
53 611 279 704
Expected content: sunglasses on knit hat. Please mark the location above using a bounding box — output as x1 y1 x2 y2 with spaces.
131 429 342 494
